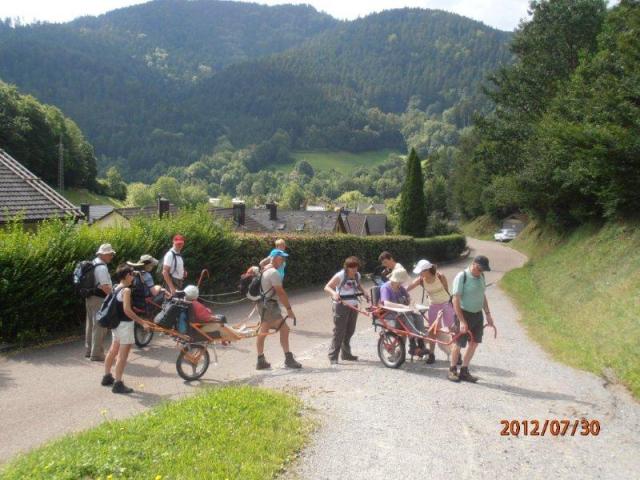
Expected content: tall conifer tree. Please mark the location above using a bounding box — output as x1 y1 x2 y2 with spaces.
398 148 427 237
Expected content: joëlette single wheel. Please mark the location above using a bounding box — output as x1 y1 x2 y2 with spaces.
377 331 406 368
176 344 210 381
134 322 154 347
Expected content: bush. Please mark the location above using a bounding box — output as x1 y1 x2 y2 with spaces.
414 234 467 264
0 210 466 344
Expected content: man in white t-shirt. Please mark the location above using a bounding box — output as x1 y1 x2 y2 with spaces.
85 243 115 361
162 234 186 294
378 251 409 285
255 250 302 370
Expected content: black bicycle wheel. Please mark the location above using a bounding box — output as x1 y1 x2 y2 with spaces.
176 344 210 381
134 323 154 348
377 332 406 368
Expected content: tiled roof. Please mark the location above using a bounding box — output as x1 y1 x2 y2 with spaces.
0 149 83 224
248 209 344 233
209 207 269 232
115 205 179 219
88 205 115 223
364 214 387 235
342 212 369 236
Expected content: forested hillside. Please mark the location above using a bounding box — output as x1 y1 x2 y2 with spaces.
71 0 338 81
453 0 640 227
0 81 97 189
0 1 512 179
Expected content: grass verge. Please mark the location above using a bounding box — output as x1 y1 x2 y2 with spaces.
501 221 640 398
459 215 499 241
59 188 125 208
0 386 310 479
272 149 398 174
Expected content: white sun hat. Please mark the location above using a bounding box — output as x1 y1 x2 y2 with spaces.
96 243 116 255
413 259 434 274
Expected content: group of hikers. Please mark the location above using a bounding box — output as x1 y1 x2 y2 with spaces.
82 235 494 394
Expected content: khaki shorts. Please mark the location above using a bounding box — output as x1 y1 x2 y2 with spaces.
258 300 283 323
112 320 135 345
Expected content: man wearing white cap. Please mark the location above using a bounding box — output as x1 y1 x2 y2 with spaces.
85 243 115 361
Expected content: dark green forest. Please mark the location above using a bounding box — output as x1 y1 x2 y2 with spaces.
0 0 512 180
0 81 96 189
453 0 640 226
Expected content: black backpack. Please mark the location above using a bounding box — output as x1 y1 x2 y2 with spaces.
73 260 97 298
131 273 149 311
238 266 265 301
97 287 124 329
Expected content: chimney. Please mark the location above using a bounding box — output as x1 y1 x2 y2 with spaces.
232 200 245 226
266 201 277 221
157 197 170 218
80 203 90 223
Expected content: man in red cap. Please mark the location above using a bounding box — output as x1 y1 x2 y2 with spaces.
162 234 187 294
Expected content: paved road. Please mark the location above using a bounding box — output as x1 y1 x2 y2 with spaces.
1 239 638 478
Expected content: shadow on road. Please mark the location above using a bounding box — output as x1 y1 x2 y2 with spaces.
475 381 596 406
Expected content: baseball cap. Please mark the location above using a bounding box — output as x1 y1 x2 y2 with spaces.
271 249 289 258
173 234 185 243
473 255 491 272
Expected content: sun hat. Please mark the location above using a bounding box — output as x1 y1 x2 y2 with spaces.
139 254 159 266
184 285 199 301
389 267 409 284
96 243 116 255
473 255 491 272
413 259 434 274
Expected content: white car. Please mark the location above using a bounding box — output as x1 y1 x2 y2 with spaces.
494 228 517 242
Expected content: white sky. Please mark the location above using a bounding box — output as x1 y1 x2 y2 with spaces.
0 0 531 31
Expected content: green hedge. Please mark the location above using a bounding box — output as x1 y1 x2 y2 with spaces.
0 209 465 344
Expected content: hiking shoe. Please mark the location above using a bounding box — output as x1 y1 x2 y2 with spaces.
329 358 339 365
112 381 133 394
425 352 436 365
447 367 460 382
101 373 115 386
85 350 91 358
459 367 478 383
90 355 105 362
284 352 302 369
256 355 271 370
341 353 358 361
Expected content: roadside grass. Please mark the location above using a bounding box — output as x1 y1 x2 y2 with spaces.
501 221 640 398
272 149 399 174
0 386 311 480
459 215 499 241
59 188 125 208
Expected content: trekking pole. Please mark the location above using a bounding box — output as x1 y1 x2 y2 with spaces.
197 269 209 288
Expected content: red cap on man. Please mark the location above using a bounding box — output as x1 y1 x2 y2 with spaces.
173 234 185 244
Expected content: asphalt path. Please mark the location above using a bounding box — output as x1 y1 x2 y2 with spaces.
1 239 638 478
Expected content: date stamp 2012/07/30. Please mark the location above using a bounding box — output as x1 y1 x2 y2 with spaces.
500 419 600 437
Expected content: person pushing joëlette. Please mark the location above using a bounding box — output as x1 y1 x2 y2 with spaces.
162 234 187 294
448 255 495 383
255 249 302 370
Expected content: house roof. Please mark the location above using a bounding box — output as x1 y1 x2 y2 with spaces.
364 214 387 235
88 205 115 223
248 209 345 233
342 212 369 236
209 207 269 232
115 205 179 219
0 149 83 224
